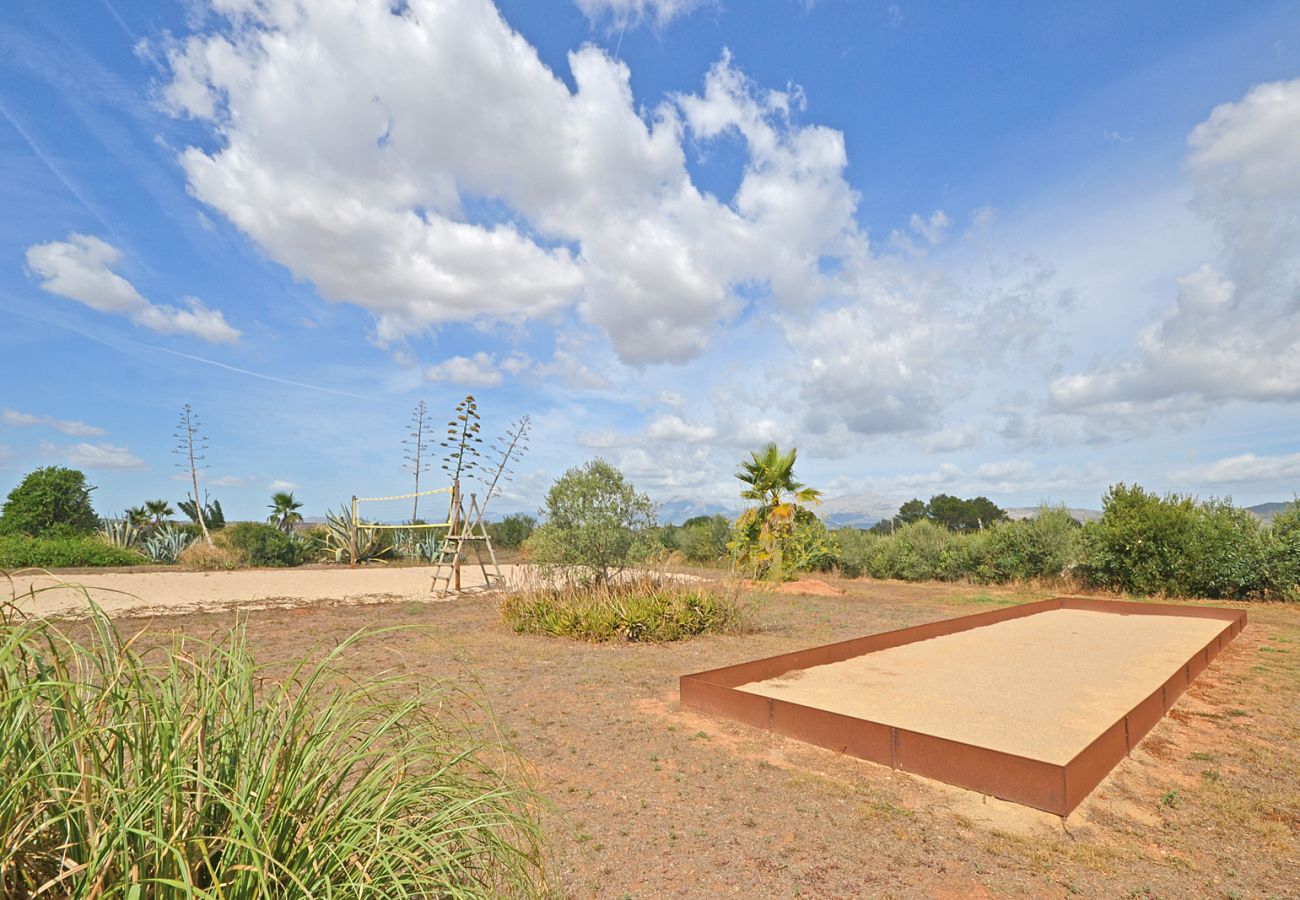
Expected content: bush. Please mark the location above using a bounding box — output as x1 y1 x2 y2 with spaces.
1270 503 1300 601
0 534 146 568
0 466 99 536
674 515 732 563
1184 500 1272 599
178 541 243 570
217 522 308 567
488 513 537 549
500 575 750 642
976 506 1081 583
525 460 657 583
1077 484 1198 595
0 599 544 896
832 527 880 578
863 519 969 581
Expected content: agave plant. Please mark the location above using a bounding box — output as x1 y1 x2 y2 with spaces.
99 517 142 550
141 525 196 564
393 528 441 562
321 505 392 564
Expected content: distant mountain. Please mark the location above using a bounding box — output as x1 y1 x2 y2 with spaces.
1247 501 1297 523
817 492 896 529
1004 506 1102 524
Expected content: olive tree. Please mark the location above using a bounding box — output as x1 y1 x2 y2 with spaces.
526 460 656 583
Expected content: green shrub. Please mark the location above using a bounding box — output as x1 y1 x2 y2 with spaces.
976 506 1081 583
500 575 750 642
219 522 308 567
1183 500 1272 599
863 519 968 581
1267 503 1300 601
525 460 657 583
0 534 146 568
0 466 99 536
832 527 880 578
488 513 537 549
1077 484 1198 595
0 598 543 896
675 515 732 563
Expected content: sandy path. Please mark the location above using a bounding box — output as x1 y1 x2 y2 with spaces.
5 565 531 619
739 609 1230 764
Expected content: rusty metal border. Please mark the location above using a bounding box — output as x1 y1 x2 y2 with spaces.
679 597 1246 816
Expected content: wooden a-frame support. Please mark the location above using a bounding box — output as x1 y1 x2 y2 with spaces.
430 482 504 597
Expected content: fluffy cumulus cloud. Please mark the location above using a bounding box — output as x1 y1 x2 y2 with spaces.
159 1 866 364
1051 77 1300 414
25 234 240 343
3 409 105 437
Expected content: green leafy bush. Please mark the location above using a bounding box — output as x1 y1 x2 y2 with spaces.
0 466 99 537
1077 484 1198 595
219 522 308 567
1183 500 1272 599
488 513 537 548
832 527 880 578
976 506 1081 583
862 519 969 581
1270 503 1300 601
500 575 750 642
525 460 657 583
0 534 146 568
0 598 543 896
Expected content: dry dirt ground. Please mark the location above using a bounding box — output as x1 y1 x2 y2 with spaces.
19 573 1300 898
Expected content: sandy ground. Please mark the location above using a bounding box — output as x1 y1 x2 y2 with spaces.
739 608 1232 763
5 564 531 618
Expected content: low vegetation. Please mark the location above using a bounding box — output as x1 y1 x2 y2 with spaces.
0 534 146 569
501 574 751 642
0 596 544 897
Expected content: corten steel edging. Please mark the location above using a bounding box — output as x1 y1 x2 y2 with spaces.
680 597 1247 816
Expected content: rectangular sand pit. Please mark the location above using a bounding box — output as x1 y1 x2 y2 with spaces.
681 598 1246 815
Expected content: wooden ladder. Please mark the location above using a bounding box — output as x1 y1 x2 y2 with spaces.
430 492 504 597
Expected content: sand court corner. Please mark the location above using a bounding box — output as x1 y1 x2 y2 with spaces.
680 597 1246 815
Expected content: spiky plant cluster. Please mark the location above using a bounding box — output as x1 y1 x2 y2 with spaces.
441 395 483 486
173 404 213 547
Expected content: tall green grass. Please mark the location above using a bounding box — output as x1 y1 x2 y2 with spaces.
500 574 751 642
0 586 544 898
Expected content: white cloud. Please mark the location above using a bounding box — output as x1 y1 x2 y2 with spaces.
25 233 240 343
209 474 253 487
577 428 622 449
1051 77 1300 415
47 441 146 470
158 4 862 363
573 0 709 27
922 424 977 454
644 413 716 443
1174 452 1300 485
909 209 950 246
425 352 503 386
268 479 300 491
3 409 105 437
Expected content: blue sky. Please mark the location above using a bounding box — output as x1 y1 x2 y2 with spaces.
2 0 1299 523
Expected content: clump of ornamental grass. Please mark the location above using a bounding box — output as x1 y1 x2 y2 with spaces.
0 581 544 898
500 572 752 643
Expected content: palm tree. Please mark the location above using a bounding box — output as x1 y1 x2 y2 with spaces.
731 444 824 581
125 505 150 529
736 443 822 508
144 499 174 528
268 491 304 532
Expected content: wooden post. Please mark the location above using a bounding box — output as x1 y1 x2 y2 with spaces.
451 479 461 592
350 495 358 568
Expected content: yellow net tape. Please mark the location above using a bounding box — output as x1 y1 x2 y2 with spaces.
361 522 452 531
354 487 453 503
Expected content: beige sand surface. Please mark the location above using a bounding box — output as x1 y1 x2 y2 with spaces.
5 565 530 619
739 609 1229 764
